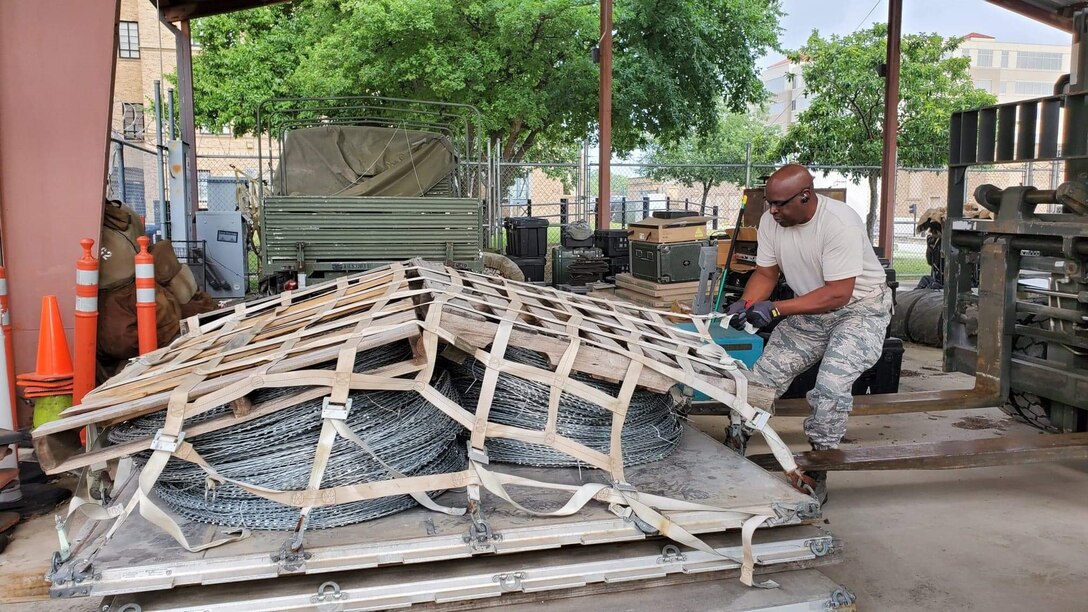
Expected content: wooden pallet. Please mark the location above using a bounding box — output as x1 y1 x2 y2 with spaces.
614 273 701 298
32 259 800 554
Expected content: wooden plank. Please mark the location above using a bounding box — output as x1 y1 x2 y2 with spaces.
0 503 57 603
33 323 421 440
747 433 1088 471
614 273 700 293
614 288 676 309
439 311 677 393
688 385 1004 417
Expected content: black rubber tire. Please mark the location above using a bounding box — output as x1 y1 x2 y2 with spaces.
1000 313 1057 432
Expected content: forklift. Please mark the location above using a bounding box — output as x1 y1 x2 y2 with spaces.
694 5 1088 470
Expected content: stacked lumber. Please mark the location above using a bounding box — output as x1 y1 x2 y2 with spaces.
613 273 703 309
32 259 800 552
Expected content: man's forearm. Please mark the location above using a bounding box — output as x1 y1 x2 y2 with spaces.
774 285 850 316
740 268 778 303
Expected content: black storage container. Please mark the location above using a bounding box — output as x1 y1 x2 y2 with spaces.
508 255 546 283
504 217 549 258
608 255 630 276
594 229 629 257
779 337 904 399
652 210 700 220
561 234 595 248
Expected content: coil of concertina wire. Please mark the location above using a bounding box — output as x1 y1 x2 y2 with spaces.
108 342 467 530
447 346 684 467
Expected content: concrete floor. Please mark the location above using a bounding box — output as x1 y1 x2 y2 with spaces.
720 344 1088 611
5 344 1088 611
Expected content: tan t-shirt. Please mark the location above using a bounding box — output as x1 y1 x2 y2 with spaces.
755 194 886 300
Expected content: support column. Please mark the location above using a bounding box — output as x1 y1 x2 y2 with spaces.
597 0 613 230
0 0 118 426
878 0 903 261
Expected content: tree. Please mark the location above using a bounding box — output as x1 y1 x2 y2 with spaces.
189 0 782 163
777 24 996 236
644 111 781 210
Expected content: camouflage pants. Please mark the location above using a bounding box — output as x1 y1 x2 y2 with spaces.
752 289 892 450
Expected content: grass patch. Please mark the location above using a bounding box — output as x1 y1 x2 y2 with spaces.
892 249 929 278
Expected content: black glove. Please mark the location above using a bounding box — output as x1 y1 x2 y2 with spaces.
745 300 781 328
725 300 748 330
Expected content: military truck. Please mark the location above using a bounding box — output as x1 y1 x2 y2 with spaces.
256 96 492 291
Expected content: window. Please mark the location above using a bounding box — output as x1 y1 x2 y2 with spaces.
976 49 993 67
1000 81 1008 95
1016 51 1062 71
790 99 797 111
1001 50 1010 68
973 79 992 92
121 102 145 140
119 21 140 59
1013 81 1052 95
765 75 787 93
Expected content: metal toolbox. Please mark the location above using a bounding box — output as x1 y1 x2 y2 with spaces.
630 240 703 284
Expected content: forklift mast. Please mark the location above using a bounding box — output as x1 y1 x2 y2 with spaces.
943 8 1088 432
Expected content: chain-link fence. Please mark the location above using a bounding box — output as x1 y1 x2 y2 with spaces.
188 151 1069 289
494 159 1070 287
107 139 164 230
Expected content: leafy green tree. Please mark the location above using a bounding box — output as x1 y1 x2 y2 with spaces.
778 24 996 235
644 111 781 210
190 0 782 162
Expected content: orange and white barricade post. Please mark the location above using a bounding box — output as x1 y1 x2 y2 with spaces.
135 237 157 355
0 267 15 418
0 319 18 503
73 239 99 405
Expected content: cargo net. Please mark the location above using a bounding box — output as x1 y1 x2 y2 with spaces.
106 342 683 529
40 260 800 568
448 346 682 467
108 344 468 530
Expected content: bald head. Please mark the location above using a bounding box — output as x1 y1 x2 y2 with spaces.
764 164 817 227
767 164 814 194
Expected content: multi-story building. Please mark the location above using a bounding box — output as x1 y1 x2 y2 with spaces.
959 32 1069 103
761 58 806 130
111 0 266 220
761 33 1070 130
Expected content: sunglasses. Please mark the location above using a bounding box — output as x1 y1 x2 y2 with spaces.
766 188 809 209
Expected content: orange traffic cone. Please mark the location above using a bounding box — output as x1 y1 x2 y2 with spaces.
16 296 73 383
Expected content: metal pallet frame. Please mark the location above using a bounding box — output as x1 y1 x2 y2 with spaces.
49 426 817 600
98 527 841 612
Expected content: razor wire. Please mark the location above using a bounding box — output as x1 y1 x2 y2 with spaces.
108 342 467 530
447 347 684 467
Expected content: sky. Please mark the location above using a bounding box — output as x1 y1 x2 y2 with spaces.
764 0 1072 67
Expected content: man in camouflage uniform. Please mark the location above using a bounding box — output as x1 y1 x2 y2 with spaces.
728 165 892 503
